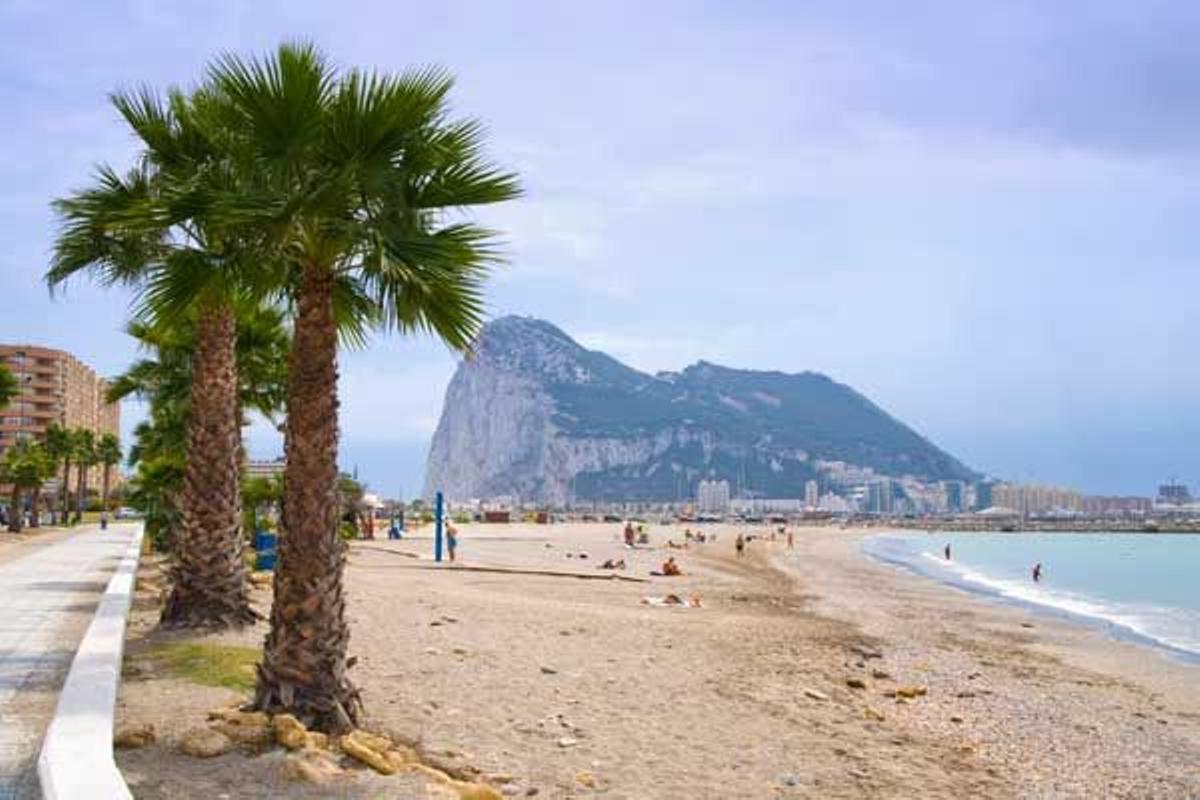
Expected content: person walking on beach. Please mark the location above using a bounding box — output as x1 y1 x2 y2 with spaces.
787 529 794 549
624 521 635 547
446 523 459 562
735 532 746 558
944 543 951 560
1032 562 1042 582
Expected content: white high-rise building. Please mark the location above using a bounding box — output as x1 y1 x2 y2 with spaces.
866 478 894 514
804 480 819 509
819 492 852 513
696 479 731 514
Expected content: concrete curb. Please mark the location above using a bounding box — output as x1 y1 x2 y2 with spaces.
37 525 144 800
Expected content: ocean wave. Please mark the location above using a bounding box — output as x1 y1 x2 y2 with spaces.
865 535 1200 659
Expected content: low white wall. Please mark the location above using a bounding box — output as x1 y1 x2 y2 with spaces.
37 526 144 800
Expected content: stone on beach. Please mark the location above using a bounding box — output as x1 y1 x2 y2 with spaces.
385 744 422 771
413 762 504 799
207 708 273 745
179 726 233 758
453 783 505 800
272 713 309 750
114 723 156 749
895 686 928 699
208 708 269 727
341 729 397 774
217 720 274 746
349 729 395 753
281 748 343 784
850 645 884 660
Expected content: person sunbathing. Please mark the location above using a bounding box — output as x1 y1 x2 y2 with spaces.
598 558 627 570
661 556 683 576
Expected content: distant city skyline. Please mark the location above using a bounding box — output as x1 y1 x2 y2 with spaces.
4 2 1200 498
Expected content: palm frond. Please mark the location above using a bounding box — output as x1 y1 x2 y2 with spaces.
207 41 334 161
47 164 163 292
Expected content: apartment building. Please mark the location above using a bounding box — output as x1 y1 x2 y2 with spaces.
991 482 1083 516
0 344 120 488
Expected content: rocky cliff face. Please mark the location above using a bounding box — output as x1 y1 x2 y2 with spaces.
424 316 976 504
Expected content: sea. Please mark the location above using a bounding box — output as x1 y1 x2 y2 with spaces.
862 531 1200 663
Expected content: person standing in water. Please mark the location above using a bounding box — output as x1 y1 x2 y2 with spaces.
1032 562 1042 582
944 543 951 560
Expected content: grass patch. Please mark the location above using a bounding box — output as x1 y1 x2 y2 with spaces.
148 643 260 692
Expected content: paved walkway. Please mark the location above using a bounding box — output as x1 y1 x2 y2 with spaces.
0 524 142 799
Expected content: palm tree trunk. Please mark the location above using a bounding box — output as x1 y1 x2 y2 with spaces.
8 486 22 532
254 265 359 733
161 302 256 628
74 462 85 524
102 465 111 516
61 457 71 524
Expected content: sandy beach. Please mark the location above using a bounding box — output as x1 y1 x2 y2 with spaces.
114 522 1200 798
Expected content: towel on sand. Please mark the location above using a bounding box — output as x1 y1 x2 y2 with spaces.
641 594 702 608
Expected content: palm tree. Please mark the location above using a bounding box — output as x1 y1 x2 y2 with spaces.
71 428 96 523
2 444 29 532
203 43 519 731
111 305 289 623
0 362 17 411
43 424 72 525
1 442 53 533
124 450 185 551
113 341 190 553
97 434 121 515
26 442 55 528
49 88 270 628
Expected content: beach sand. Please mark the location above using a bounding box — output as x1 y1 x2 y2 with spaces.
115 522 1200 798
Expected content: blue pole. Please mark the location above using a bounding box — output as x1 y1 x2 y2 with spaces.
435 491 444 563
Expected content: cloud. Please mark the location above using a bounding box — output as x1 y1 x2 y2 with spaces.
7 0 1200 496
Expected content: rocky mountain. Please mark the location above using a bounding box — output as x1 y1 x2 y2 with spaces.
423 316 976 504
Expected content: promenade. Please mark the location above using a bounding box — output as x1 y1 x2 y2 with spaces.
0 524 141 799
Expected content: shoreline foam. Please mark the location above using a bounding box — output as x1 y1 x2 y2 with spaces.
861 532 1200 664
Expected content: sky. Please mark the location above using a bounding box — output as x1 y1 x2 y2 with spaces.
3 0 1199 498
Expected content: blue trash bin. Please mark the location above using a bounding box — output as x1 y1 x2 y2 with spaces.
254 531 278 571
